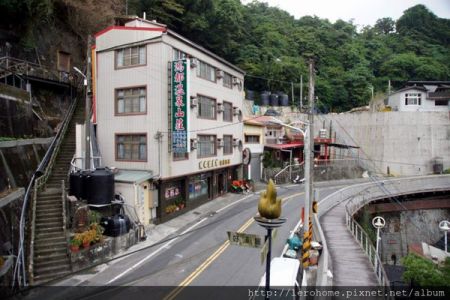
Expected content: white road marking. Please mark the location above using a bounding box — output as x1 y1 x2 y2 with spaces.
216 193 255 213
106 217 208 284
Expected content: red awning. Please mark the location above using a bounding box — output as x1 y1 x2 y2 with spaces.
264 142 304 150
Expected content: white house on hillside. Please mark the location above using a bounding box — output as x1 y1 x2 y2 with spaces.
387 81 450 112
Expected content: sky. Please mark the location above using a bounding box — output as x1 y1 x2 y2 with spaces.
241 0 450 27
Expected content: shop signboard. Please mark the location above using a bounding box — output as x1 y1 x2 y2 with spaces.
171 59 190 153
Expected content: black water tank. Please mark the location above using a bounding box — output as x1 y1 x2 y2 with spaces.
279 93 289 106
261 91 270 106
85 168 114 205
100 214 131 237
270 93 279 106
69 170 89 200
246 90 255 101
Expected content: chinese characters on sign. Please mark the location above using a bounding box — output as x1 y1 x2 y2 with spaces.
171 59 190 153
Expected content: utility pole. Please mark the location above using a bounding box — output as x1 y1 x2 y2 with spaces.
291 81 294 106
299 75 303 110
85 36 92 170
302 60 314 268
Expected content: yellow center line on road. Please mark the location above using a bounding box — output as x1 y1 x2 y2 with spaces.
163 192 304 300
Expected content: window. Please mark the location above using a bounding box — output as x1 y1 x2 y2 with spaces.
173 49 187 60
223 135 233 155
196 60 216 82
116 87 146 115
57 51 71 72
198 95 216 119
116 45 146 68
223 101 232 122
197 135 216 158
173 152 188 160
116 134 147 161
435 100 448 106
404 93 421 106
223 72 232 88
245 135 260 144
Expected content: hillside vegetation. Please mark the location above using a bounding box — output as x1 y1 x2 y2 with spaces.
1 0 449 111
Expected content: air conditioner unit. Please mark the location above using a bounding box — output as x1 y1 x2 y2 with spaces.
190 58 198 68
217 138 224 147
190 96 198 108
190 138 198 150
216 70 224 79
232 138 239 147
217 103 224 113
233 106 240 116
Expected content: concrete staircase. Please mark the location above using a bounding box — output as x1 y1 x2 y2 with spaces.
32 100 84 285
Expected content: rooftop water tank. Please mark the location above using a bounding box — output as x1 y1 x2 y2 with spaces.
261 91 270 106
85 168 114 205
100 214 131 237
246 90 255 101
69 170 89 200
279 93 289 106
270 93 279 106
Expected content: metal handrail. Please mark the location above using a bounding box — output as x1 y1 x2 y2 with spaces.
345 208 391 292
13 94 79 287
315 175 450 289
273 162 304 183
70 156 103 173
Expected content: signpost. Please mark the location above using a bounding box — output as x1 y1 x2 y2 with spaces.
227 231 263 248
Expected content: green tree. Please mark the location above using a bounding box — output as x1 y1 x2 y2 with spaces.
402 254 450 286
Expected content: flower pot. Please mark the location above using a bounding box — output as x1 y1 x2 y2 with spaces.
82 242 90 249
70 245 80 252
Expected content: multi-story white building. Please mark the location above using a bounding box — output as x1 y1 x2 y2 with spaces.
93 17 245 224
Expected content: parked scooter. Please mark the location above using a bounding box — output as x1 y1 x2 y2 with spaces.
292 175 305 184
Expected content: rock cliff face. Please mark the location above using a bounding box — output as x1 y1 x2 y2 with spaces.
0 0 123 70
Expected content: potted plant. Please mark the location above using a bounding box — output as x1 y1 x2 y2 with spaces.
70 235 82 252
81 231 92 248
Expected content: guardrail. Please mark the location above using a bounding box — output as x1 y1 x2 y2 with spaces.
314 174 450 287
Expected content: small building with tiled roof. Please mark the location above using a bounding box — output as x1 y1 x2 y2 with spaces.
387 81 450 112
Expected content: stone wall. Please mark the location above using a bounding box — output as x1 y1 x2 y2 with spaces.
380 208 450 264
246 100 450 177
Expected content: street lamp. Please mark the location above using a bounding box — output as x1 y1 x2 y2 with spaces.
372 216 385 272
439 220 450 253
73 66 87 86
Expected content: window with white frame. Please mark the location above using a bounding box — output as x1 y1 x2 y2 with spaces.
198 95 216 119
116 87 146 114
223 72 232 88
245 135 260 144
116 134 147 161
223 101 232 122
196 60 216 82
404 93 421 106
223 135 233 155
197 135 216 158
116 45 146 68
173 48 187 60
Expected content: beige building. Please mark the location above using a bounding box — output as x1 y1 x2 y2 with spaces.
94 17 245 223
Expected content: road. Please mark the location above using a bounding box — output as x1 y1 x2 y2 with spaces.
26 180 363 300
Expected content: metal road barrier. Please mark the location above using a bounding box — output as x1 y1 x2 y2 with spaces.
313 174 450 287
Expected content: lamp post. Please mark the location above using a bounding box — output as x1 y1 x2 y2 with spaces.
439 220 450 253
372 216 385 272
269 117 309 221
